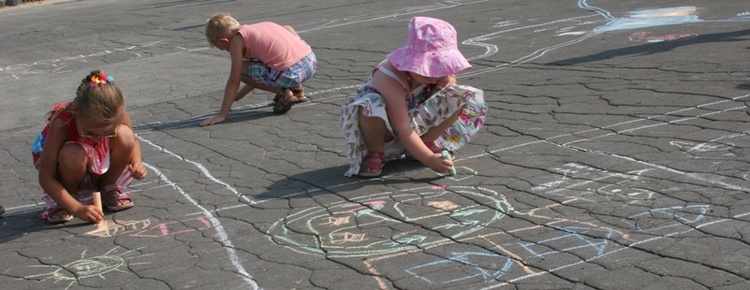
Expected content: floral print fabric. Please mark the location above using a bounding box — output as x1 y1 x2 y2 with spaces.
340 79 487 176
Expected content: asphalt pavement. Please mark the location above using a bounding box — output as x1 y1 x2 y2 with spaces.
2 0 750 289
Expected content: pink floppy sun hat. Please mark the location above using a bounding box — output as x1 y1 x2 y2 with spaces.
387 16 472 78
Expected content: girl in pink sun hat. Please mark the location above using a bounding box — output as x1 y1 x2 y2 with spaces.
340 16 488 177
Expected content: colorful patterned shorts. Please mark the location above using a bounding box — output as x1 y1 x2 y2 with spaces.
247 52 317 88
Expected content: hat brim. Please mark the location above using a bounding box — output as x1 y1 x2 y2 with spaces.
387 47 472 78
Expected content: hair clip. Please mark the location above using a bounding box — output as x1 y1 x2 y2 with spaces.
89 74 113 88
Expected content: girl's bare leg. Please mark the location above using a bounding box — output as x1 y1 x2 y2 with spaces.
51 143 88 218
57 143 88 195
358 107 392 174
99 124 136 207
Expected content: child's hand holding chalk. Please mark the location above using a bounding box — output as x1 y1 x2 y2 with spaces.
441 150 456 176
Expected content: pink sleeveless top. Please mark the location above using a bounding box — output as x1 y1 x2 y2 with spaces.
32 102 105 165
237 23 312 71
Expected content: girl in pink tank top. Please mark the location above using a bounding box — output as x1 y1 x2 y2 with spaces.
32 70 147 223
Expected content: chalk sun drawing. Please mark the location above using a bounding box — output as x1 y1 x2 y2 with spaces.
24 247 152 290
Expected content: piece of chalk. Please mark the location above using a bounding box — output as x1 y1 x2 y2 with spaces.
441 150 456 176
92 191 102 213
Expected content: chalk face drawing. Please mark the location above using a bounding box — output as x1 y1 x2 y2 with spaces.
24 247 151 290
266 186 512 257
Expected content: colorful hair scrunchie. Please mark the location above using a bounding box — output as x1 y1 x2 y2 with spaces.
89 74 115 88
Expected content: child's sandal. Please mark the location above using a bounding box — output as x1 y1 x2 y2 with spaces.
424 140 443 153
272 89 299 113
103 184 134 212
291 87 309 103
47 208 73 223
358 151 385 177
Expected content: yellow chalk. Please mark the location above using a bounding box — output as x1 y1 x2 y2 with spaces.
92 191 102 223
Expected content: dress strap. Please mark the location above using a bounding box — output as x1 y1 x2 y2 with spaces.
378 65 409 90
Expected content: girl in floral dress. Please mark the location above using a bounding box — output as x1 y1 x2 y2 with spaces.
340 16 487 177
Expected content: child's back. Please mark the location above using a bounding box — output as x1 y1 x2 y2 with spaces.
201 13 318 126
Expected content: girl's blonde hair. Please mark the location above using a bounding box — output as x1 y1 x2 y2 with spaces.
205 12 241 47
72 70 125 132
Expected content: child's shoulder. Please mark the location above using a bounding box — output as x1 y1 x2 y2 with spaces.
46 101 73 119
243 21 284 31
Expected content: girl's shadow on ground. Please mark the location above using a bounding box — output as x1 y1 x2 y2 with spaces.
257 158 444 201
133 103 277 132
0 210 97 244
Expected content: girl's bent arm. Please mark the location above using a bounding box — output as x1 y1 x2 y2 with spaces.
200 34 245 126
219 35 245 117
122 113 147 179
372 71 433 162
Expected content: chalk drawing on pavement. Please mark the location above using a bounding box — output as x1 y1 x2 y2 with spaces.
129 216 212 238
364 208 627 288
266 186 512 258
84 219 151 238
628 31 698 42
0 41 166 81
406 251 514 285
23 247 152 290
517 225 612 258
670 131 749 160
620 205 710 233
532 163 657 205
44 2 746 289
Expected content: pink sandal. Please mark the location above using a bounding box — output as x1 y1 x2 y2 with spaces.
424 140 443 153
358 151 385 177
103 184 134 212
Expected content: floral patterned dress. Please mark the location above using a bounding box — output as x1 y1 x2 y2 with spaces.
339 63 488 176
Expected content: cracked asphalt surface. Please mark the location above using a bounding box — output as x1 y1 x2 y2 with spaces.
2 0 750 289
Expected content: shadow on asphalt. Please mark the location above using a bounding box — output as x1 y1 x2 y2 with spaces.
547 28 750 65
258 158 444 200
133 103 276 131
738 82 750 90
0 210 95 244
